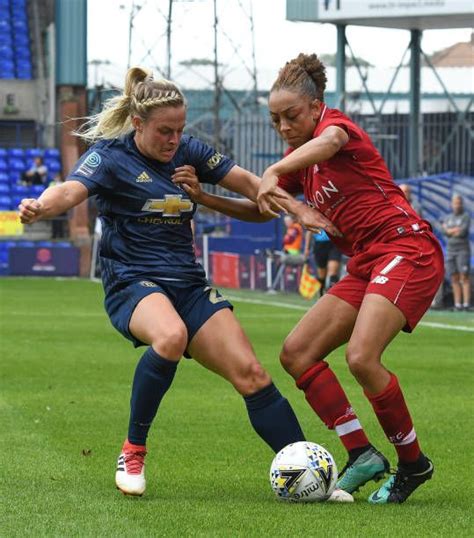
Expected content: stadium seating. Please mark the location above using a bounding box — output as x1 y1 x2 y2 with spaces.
0 0 32 80
0 147 60 208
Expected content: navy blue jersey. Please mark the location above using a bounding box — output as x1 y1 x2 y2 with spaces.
67 133 235 281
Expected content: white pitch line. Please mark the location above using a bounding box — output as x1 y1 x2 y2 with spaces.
418 321 474 333
226 295 474 333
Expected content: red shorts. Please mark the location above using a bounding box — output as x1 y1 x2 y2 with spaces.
327 231 444 332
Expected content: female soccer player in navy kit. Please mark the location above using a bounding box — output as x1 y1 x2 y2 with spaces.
179 54 444 505
16 66 331 497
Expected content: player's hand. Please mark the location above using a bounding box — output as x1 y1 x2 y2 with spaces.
257 168 287 217
172 166 203 202
294 203 342 237
18 198 43 224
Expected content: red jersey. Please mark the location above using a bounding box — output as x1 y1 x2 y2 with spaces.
277 106 429 257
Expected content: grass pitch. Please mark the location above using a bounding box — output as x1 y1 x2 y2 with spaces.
1 278 473 537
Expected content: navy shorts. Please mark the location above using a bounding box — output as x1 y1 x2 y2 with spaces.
313 241 342 268
104 277 233 353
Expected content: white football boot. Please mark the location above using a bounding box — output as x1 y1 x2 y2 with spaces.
327 488 355 503
115 440 147 496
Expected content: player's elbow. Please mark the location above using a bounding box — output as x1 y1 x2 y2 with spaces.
327 133 346 154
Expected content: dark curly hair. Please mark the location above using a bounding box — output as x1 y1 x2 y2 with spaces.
271 53 327 102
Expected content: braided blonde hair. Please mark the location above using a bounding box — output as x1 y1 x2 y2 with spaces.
77 67 186 142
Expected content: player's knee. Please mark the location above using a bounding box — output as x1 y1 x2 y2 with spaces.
280 335 317 376
345 345 379 380
232 361 271 396
152 325 188 360
279 335 300 373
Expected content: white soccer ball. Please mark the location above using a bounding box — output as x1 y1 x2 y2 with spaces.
270 441 338 502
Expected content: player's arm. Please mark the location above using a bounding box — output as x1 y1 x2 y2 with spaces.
173 164 325 226
257 126 349 217
216 165 341 234
18 180 89 224
173 164 341 234
173 165 270 222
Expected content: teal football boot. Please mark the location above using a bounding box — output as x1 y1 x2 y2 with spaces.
368 458 434 504
337 446 390 494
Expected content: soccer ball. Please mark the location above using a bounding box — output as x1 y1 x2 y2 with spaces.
270 441 338 502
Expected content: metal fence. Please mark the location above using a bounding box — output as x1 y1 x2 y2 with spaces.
189 110 473 180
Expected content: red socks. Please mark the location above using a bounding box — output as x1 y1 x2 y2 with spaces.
365 373 420 463
296 363 421 463
296 361 369 451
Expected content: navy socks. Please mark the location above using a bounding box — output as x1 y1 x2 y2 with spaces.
244 382 305 452
128 347 178 445
128 351 303 453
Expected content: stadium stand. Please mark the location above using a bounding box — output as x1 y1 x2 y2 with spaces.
0 146 61 209
0 0 32 80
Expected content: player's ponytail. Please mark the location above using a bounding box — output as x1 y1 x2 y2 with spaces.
76 66 186 142
271 53 327 102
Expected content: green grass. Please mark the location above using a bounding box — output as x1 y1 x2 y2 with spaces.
0 278 473 537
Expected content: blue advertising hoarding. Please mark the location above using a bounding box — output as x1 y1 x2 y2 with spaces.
9 246 80 276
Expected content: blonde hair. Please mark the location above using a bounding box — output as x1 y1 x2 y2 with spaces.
77 67 186 142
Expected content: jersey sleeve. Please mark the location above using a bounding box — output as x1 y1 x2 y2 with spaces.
318 114 364 152
185 136 236 185
67 146 116 195
277 171 304 195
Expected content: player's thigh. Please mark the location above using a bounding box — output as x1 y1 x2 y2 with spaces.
347 293 406 368
129 292 188 359
280 293 359 377
188 308 270 394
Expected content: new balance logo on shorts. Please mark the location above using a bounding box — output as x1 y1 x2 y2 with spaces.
372 255 404 284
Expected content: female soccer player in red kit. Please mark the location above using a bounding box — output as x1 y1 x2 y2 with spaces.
256 53 444 504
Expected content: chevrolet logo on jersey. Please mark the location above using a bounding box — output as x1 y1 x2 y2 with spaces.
142 195 194 216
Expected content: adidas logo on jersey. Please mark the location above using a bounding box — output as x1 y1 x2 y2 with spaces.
136 171 152 183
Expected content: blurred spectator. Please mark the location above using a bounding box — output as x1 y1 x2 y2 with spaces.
304 229 342 296
442 194 471 311
282 214 303 255
399 183 422 217
22 156 48 186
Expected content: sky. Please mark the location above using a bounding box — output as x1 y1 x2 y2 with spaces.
87 0 473 90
